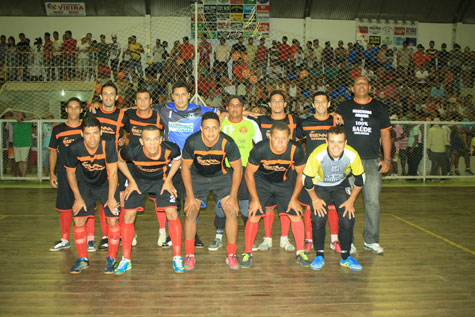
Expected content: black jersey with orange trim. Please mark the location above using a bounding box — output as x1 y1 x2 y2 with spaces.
336 98 391 159
65 138 118 187
254 114 297 141
248 139 306 183
296 114 336 157
87 106 125 147
123 109 163 146
120 141 180 181
48 122 83 170
182 131 241 177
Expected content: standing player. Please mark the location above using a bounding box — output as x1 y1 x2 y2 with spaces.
296 92 344 254
65 116 121 274
241 122 310 268
152 81 219 248
181 112 242 270
48 97 83 251
210 96 263 252
336 76 391 254
116 125 184 274
87 82 126 250
253 90 298 252
303 126 364 271
123 89 168 246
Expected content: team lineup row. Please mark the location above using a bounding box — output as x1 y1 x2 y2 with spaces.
48 77 391 274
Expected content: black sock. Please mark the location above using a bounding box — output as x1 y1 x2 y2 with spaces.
316 250 324 258
341 250 349 260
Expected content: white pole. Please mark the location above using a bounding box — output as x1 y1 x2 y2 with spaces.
191 1 206 106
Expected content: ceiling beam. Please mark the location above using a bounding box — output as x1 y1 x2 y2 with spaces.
145 0 151 15
455 0 470 23
303 0 313 18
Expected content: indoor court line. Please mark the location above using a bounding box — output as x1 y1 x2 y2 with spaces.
0 216 7 221
390 214 475 256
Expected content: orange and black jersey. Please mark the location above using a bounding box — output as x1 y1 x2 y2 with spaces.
123 109 163 146
65 138 118 187
253 114 297 141
182 131 241 177
86 106 125 147
248 139 306 183
120 141 180 181
48 122 82 164
296 114 336 157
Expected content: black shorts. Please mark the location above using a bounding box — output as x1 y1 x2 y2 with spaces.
311 180 352 219
124 179 177 212
191 171 232 207
75 181 120 218
228 166 249 201
254 175 298 216
118 170 127 192
56 170 74 212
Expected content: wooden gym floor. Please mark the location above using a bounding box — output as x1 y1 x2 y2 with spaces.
0 186 474 316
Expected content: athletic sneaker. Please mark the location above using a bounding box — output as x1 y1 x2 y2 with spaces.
98 237 108 250
304 240 313 253
225 254 240 270
184 255 195 271
296 251 311 267
258 238 272 252
208 238 223 251
363 242 384 254
49 240 70 252
195 235 204 248
132 234 137 247
69 257 89 274
280 237 296 252
350 243 357 254
157 230 167 246
310 256 325 270
455 169 460 176
104 256 117 274
466 169 474 175
87 240 97 252
173 256 185 273
240 252 253 268
340 256 363 271
162 236 172 248
114 258 132 275
252 243 259 252
330 241 342 253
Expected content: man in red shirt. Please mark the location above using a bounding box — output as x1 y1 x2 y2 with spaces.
278 36 291 76
181 36 195 76
413 44 431 70
256 38 269 76
62 30 77 80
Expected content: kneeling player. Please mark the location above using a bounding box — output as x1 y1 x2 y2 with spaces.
182 112 242 271
65 116 121 274
303 126 364 271
117 125 184 274
241 121 310 268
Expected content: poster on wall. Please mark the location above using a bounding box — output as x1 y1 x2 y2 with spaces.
45 2 86 16
356 20 418 48
191 0 269 39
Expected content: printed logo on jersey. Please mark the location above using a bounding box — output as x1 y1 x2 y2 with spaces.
81 161 105 172
101 126 115 135
62 137 76 147
309 131 327 141
351 109 373 136
169 122 194 133
239 126 248 134
196 156 221 166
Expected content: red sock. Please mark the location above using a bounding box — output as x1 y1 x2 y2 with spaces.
185 239 195 256
86 215 95 241
264 207 274 238
118 207 125 225
291 220 305 251
156 209 167 230
99 205 108 237
121 222 134 260
227 243 237 256
168 218 182 257
73 225 87 259
280 214 291 237
60 210 72 241
107 223 120 259
304 207 312 241
244 221 259 253
328 205 339 235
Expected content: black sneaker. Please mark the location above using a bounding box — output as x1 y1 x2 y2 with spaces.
162 236 172 248
466 169 474 176
98 237 109 250
455 169 460 176
195 234 205 248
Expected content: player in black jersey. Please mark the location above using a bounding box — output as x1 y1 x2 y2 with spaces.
252 90 298 252
123 89 168 247
241 121 310 268
87 82 126 250
296 91 344 254
65 116 121 274
181 112 242 271
48 97 83 252
116 125 184 274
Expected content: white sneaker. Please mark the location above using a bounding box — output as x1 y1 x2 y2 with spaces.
258 237 272 251
364 242 384 254
252 243 259 252
350 243 357 254
132 234 138 247
280 237 296 252
157 230 166 246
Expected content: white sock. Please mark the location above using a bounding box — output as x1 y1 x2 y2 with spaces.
216 233 223 240
331 234 338 243
159 228 166 234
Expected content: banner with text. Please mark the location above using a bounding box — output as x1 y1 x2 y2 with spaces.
45 2 86 16
356 20 418 47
